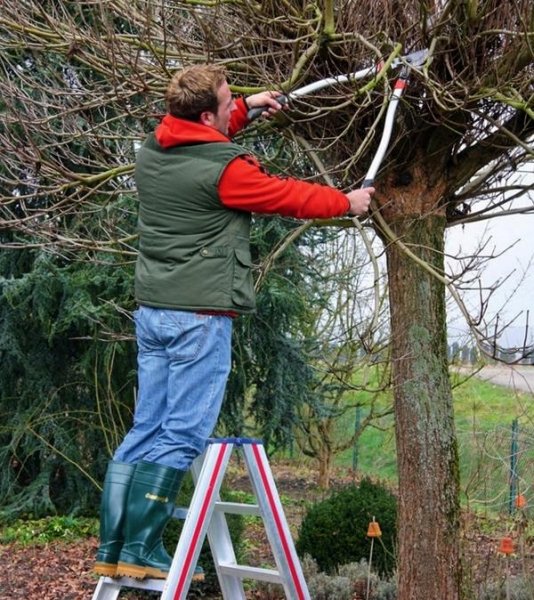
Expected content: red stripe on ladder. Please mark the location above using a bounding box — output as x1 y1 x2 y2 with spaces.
173 443 228 600
251 443 306 600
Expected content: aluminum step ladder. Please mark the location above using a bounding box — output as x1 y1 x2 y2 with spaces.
92 437 311 600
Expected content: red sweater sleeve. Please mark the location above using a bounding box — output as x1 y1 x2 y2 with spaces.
218 154 350 219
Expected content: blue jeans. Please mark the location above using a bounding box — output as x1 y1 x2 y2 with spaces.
114 306 233 470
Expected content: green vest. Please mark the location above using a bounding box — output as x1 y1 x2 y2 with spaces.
134 134 255 314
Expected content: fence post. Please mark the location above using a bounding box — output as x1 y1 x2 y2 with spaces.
508 418 519 514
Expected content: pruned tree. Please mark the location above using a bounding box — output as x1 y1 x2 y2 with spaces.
0 1 533 599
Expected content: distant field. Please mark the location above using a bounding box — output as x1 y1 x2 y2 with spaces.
333 371 534 513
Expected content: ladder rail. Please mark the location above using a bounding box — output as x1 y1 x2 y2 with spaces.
243 442 311 600
161 441 235 600
191 443 248 600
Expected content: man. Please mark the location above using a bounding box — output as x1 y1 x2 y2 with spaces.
94 64 374 581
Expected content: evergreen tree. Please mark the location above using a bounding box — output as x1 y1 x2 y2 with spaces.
0 243 137 518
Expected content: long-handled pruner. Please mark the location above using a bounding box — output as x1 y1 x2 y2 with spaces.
247 49 428 187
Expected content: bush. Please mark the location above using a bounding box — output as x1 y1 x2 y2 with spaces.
296 478 397 575
0 515 98 545
479 576 534 600
256 555 397 600
307 572 353 600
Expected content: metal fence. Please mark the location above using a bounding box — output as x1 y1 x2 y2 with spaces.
457 418 534 515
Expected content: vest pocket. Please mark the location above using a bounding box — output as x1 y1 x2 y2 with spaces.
232 248 255 309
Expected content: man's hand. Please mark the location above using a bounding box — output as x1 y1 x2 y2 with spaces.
245 91 287 119
346 187 375 216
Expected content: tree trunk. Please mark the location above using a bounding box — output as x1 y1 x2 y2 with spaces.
385 215 462 599
317 446 332 489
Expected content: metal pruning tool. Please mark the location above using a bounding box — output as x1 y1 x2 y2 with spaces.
247 49 428 187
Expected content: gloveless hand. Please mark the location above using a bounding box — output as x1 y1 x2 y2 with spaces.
245 91 287 118
346 187 375 216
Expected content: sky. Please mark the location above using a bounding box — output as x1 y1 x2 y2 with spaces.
445 207 534 349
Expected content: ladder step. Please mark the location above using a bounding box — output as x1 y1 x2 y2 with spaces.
214 500 260 516
174 501 260 520
218 563 283 584
100 576 165 592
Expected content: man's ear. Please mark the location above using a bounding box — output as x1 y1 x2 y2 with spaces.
199 111 216 127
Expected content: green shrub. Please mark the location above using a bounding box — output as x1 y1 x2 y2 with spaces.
0 515 98 545
296 478 397 575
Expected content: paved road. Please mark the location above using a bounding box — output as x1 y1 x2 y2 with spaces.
471 365 534 394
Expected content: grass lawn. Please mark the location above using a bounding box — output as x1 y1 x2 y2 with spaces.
333 370 534 514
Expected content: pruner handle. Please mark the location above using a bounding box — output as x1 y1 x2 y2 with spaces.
247 94 289 121
361 178 374 188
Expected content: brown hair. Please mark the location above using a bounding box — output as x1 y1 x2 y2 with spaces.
165 64 228 121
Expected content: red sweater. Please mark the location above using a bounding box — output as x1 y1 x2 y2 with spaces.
155 98 350 219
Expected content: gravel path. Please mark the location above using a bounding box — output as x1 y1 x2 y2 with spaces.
471 364 534 394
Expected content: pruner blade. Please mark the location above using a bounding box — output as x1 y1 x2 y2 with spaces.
393 49 429 69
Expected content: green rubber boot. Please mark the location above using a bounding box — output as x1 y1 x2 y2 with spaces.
115 461 186 579
94 461 135 577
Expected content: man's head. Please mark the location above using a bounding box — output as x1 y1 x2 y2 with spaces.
165 64 236 135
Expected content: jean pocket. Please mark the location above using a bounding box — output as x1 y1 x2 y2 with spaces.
134 306 162 351
161 311 211 362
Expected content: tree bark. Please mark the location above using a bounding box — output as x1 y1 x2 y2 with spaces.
317 446 332 489
385 215 462 599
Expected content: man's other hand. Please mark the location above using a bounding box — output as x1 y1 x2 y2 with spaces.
346 187 375 216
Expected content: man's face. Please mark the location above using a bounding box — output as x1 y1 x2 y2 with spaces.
212 81 236 135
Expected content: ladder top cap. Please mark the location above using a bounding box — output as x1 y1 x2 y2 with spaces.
207 437 263 446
